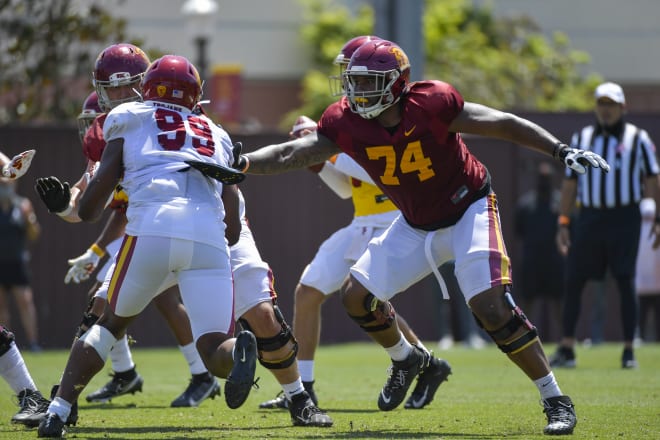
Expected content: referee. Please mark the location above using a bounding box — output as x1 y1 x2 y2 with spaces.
550 82 660 369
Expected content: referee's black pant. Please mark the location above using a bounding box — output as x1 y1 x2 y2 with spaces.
561 205 640 342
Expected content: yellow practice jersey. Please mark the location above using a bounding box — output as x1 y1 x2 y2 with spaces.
350 178 397 217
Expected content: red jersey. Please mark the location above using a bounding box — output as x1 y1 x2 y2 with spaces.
82 114 108 162
318 80 489 229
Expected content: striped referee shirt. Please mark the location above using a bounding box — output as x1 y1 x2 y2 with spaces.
568 121 659 208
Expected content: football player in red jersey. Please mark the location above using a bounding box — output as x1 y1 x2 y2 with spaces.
259 35 451 412
235 39 610 436
34 44 221 411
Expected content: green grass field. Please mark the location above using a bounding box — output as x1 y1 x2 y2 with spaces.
0 342 658 439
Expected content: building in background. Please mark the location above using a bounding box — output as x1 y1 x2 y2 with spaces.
112 0 660 130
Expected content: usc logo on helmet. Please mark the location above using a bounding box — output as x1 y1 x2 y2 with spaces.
389 46 410 70
156 85 167 97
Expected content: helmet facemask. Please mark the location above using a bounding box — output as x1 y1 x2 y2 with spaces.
94 72 144 112
344 67 402 119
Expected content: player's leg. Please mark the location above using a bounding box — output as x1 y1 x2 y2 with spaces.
455 195 576 435
11 285 40 350
0 325 50 427
153 286 219 407
177 239 257 410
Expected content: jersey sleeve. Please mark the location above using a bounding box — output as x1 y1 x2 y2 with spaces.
639 129 660 176
82 114 107 162
103 105 139 142
426 81 464 124
333 153 374 184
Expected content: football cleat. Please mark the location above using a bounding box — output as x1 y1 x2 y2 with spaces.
289 391 333 427
170 373 220 407
378 345 430 411
259 381 318 410
11 389 50 427
549 346 576 368
225 330 258 409
543 395 577 435
85 371 144 403
37 413 67 438
404 356 452 409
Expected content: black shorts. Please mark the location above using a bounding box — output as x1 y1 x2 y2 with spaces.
0 261 30 289
568 205 641 279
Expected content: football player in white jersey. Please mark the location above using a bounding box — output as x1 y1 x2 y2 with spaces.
38 55 258 438
35 44 221 410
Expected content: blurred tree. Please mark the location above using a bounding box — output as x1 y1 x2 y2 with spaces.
0 0 156 123
285 0 602 128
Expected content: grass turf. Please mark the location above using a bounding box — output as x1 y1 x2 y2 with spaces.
0 342 658 439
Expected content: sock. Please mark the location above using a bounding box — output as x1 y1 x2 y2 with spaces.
179 342 208 375
297 360 314 383
48 397 71 423
534 372 562 400
110 334 135 373
0 342 37 394
385 333 413 362
282 378 305 401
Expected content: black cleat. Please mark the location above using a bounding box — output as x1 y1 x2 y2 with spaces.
289 391 333 427
259 380 318 410
37 413 67 438
404 357 452 409
549 346 576 368
543 395 577 435
259 390 288 409
170 373 220 407
85 370 143 403
225 330 258 409
11 389 50 427
378 345 430 411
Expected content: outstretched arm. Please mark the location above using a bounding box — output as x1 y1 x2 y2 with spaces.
450 102 609 174
242 132 341 174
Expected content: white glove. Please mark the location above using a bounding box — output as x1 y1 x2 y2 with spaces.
64 244 105 284
2 149 36 180
554 144 610 174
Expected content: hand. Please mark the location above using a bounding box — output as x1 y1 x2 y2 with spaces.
554 144 610 174
34 176 71 214
2 149 36 179
231 142 248 171
64 246 104 284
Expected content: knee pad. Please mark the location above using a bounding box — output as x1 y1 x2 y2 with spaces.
0 325 15 356
239 302 298 370
475 290 538 355
78 324 116 361
75 312 101 340
348 293 396 332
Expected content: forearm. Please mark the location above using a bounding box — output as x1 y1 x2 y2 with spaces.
495 113 563 157
243 135 340 174
95 209 127 249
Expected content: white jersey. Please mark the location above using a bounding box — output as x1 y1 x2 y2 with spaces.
104 100 234 249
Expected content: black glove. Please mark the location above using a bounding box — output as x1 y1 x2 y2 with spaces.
34 176 71 213
231 142 248 171
184 160 245 185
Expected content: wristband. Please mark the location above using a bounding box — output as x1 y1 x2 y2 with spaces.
240 155 250 173
90 243 106 257
55 203 74 218
553 142 568 160
558 215 571 226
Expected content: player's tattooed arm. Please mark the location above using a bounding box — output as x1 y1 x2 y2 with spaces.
244 132 340 175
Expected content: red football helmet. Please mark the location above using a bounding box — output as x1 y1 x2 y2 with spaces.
141 55 202 110
76 91 102 143
343 40 411 119
329 35 382 96
93 43 150 111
